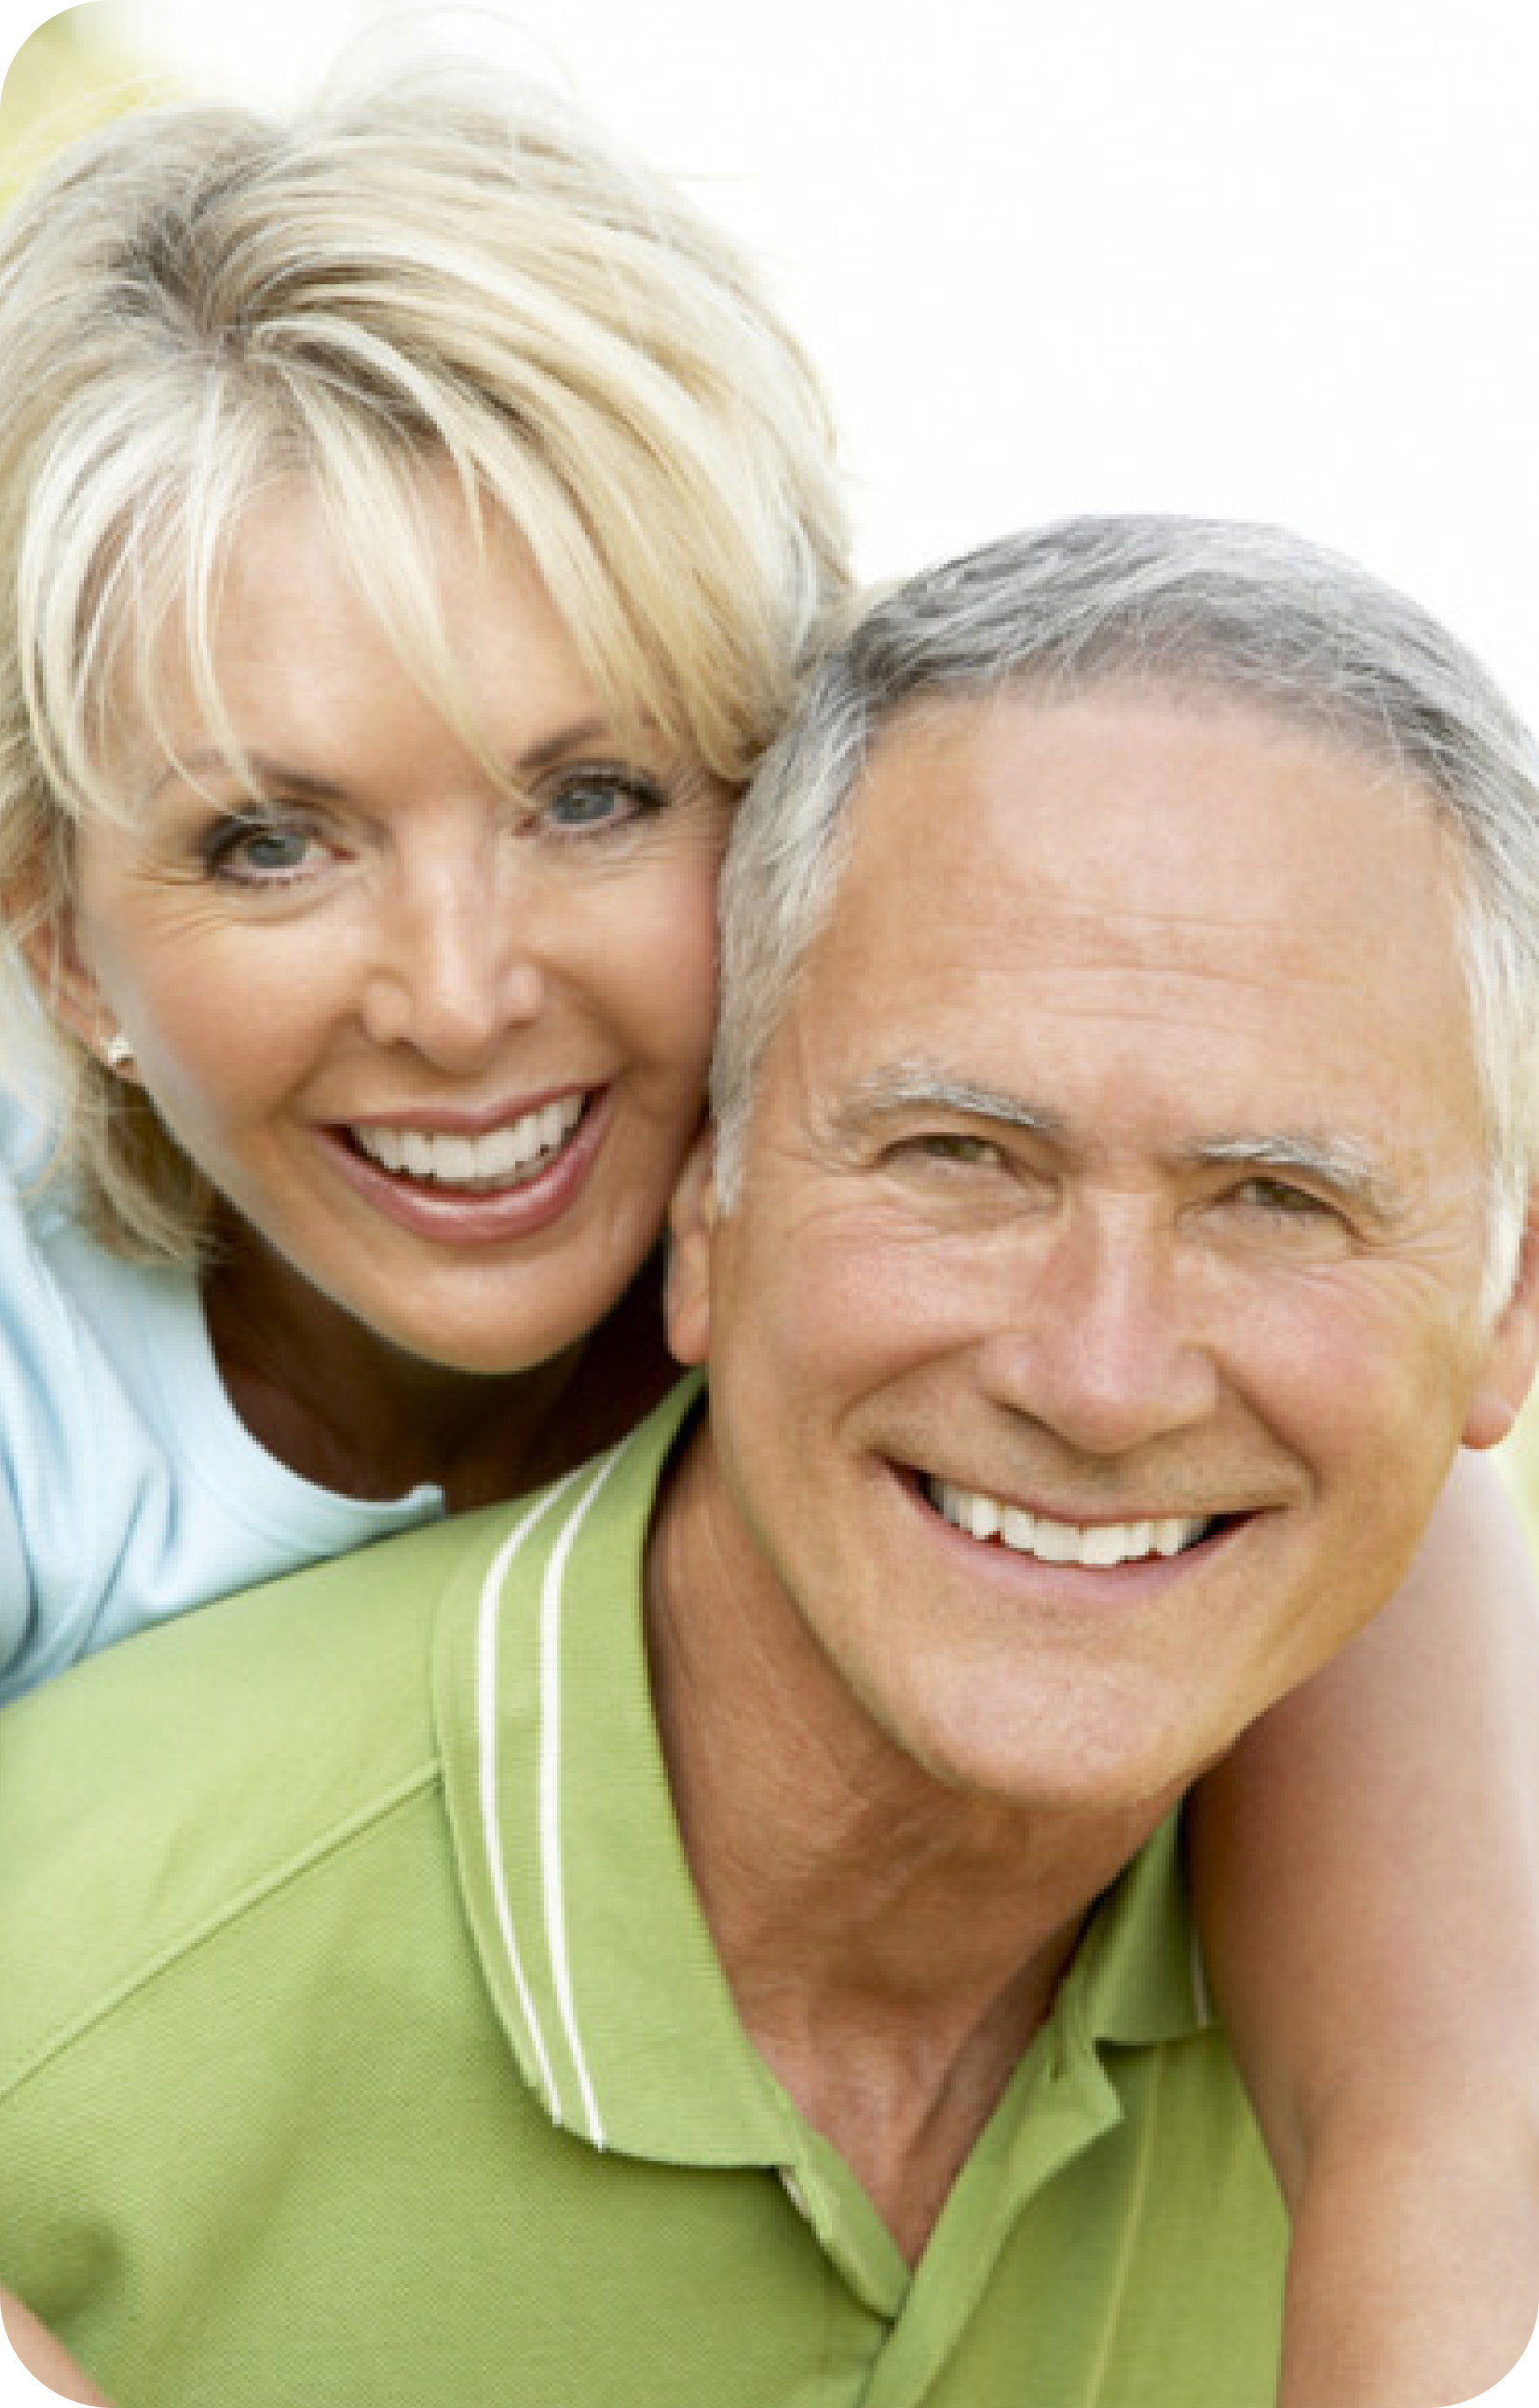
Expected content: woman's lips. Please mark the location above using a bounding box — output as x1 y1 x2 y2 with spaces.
320 1086 610 1245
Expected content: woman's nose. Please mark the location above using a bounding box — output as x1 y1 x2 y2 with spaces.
359 858 546 1067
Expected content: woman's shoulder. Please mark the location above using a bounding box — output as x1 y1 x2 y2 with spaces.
0 1084 440 1702
0 1073 69 1201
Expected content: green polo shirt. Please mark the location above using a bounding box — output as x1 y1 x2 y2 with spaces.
0 1382 1285 2405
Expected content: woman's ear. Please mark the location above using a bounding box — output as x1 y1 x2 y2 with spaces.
8 885 116 1062
663 1129 718 1368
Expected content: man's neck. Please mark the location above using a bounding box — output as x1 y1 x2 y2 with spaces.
644 1422 1175 2263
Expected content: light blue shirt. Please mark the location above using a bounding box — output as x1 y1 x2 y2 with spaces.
0 1087 443 1703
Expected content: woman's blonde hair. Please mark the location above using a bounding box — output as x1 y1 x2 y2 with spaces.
0 55 849 1257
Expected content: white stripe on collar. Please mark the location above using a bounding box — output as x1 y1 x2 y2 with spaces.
538 1443 628 2149
476 1466 587 2127
475 1444 627 2144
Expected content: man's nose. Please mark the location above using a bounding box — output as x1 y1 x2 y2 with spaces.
360 855 546 1068
975 1201 1218 1457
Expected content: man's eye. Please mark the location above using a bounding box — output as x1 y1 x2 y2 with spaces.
540 769 666 834
902 1132 1007 1170
1233 1177 1336 1221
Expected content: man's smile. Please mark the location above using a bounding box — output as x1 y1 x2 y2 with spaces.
924 1478 1221 1567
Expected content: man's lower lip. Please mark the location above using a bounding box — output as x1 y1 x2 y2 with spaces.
320 1092 608 1244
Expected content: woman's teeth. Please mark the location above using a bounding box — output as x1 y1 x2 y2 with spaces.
928 1479 1213 1567
348 1095 586 1191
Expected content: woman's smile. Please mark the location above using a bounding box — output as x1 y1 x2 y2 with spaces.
320 1087 611 1245
343 1091 590 1190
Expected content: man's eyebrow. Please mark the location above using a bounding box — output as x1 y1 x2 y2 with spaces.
834 1064 1067 1141
834 1074 1407 1217
1183 1132 1406 1219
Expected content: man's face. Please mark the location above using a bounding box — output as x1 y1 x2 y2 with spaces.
668 690 1539 1818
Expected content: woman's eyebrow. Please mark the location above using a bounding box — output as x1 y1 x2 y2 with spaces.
143 750 347 806
513 717 633 773
144 716 633 807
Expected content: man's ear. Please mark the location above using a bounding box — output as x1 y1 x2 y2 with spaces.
663 1128 719 1369
1463 1204 1539 1450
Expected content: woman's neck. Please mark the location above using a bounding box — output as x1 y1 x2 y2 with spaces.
203 1230 676 1512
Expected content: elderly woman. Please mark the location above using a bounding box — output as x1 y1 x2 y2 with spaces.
0 62 1532 2408
0 58 847 1668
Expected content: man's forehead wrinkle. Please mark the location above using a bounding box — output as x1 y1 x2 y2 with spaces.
859 876 1399 997
988 898 1388 978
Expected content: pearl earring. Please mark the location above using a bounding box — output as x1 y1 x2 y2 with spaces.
103 1033 134 1071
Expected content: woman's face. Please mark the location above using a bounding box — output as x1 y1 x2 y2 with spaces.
61 476 730 1375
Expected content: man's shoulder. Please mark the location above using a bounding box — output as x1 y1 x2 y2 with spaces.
0 1498 519 2086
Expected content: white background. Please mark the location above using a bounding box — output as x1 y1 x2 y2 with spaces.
3 0 1539 725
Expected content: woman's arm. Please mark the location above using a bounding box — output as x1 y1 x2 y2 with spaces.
0 2288 112 2403
1188 1448 1539 2407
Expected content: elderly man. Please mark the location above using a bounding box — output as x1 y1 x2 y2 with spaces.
2 517 1536 2408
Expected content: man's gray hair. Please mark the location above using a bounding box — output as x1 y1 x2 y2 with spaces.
711 514 1539 1310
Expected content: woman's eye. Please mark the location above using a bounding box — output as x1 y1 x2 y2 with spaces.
539 769 665 835
202 818 324 887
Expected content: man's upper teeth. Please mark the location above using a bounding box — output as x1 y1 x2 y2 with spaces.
352 1096 584 1185
930 1481 1210 1566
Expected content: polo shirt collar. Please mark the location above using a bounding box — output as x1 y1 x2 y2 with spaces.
433 1377 1212 2178
434 1377 789 2165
